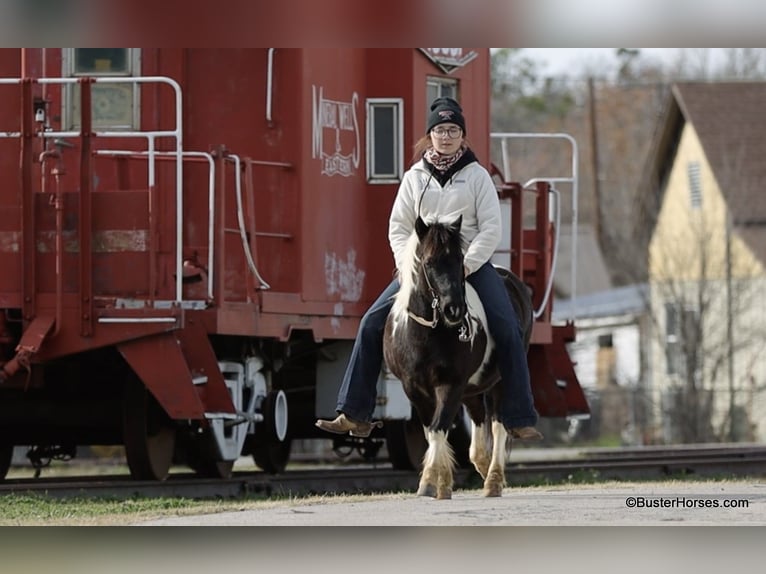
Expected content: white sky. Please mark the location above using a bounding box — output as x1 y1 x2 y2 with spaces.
519 48 683 76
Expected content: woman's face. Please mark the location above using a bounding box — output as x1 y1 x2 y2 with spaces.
429 123 464 155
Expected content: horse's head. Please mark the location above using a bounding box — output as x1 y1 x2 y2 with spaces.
415 215 466 326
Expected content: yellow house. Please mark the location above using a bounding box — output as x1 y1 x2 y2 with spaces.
639 82 766 444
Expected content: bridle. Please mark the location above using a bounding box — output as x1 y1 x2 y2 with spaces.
407 265 440 329
406 258 472 342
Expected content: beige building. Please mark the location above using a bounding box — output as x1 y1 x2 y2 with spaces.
639 82 766 444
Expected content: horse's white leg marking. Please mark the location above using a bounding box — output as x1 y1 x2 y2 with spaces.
417 430 455 499
469 421 491 479
483 421 508 497
416 425 437 497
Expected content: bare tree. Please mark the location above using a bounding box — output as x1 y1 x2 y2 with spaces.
647 150 766 444
670 48 766 80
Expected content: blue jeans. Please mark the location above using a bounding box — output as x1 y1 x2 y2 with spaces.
335 262 538 428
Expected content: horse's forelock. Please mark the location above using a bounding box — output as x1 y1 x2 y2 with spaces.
421 220 465 259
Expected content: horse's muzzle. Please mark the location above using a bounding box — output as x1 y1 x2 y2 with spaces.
443 302 466 325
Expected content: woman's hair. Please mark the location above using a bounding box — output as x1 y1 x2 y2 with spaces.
411 134 472 164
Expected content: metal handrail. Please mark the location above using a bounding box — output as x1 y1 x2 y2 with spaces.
225 154 271 290
490 132 579 321
1 75 186 303
95 150 216 301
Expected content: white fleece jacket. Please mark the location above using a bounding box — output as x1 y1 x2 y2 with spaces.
388 159 501 275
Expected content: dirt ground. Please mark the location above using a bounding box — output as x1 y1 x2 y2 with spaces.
134 478 766 526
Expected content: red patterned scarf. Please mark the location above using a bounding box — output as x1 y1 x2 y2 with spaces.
423 145 466 172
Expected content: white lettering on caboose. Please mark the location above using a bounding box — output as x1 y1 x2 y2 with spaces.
312 85 360 177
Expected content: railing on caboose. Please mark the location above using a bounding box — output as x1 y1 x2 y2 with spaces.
490 132 580 323
2 75 280 320
1 76 187 328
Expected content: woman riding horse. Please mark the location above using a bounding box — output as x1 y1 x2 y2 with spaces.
316 96 542 450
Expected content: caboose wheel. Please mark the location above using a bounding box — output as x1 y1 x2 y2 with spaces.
251 390 291 474
0 443 13 480
122 377 176 481
183 431 236 479
252 438 292 474
187 452 236 479
386 409 427 470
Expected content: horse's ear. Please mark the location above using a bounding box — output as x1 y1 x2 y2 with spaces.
450 215 463 233
415 216 428 240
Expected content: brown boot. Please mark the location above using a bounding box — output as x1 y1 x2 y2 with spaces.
510 426 544 441
315 413 383 438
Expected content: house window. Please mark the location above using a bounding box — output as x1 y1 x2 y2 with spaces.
426 77 458 112
665 303 681 375
687 161 703 210
63 48 141 130
665 301 699 377
366 98 403 184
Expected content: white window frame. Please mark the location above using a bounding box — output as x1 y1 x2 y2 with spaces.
62 48 141 130
366 98 404 184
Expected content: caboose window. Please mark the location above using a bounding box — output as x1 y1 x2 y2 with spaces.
366 99 403 184
74 49 129 74
426 77 458 113
63 48 140 130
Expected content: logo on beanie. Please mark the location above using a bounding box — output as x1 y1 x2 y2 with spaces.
438 110 454 120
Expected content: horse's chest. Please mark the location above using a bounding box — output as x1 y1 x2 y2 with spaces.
385 320 487 384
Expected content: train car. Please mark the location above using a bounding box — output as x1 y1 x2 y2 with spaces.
0 48 589 481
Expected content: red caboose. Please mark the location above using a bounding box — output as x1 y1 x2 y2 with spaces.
0 48 588 480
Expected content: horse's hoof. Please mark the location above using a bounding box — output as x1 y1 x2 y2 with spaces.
483 484 503 497
436 490 452 500
417 484 436 497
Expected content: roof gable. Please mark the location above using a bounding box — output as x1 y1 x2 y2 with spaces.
639 81 766 267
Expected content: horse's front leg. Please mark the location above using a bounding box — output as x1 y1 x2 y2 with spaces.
405 395 438 498
483 418 508 497
419 428 454 499
421 384 463 500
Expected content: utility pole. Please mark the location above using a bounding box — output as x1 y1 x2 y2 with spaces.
725 209 736 441
588 77 603 248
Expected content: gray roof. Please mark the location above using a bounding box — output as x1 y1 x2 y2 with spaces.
553 223 613 298
553 283 649 322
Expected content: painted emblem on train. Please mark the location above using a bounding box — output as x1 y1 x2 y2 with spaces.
312 85 360 177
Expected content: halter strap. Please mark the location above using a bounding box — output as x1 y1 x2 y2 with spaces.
408 295 439 329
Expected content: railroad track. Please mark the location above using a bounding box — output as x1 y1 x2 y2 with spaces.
2 444 765 500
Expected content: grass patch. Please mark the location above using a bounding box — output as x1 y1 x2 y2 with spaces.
0 490 402 526
0 493 214 525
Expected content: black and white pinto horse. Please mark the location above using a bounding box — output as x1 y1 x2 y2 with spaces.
383 216 533 500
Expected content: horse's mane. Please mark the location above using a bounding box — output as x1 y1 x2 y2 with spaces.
392 218 464 319
392 230 421 318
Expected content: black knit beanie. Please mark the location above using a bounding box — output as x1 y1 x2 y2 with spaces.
426 97 466 135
